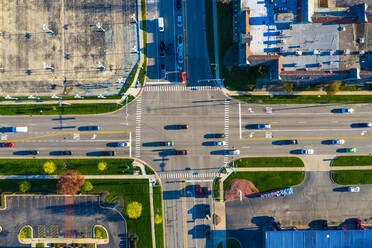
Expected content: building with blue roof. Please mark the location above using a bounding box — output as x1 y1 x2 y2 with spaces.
265 230 372 248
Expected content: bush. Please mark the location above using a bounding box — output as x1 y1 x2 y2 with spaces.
19 181 31 193
43 161 56 174
155 213 163 224
18 226 31 239
36 244 44 248
324 81 341 95
97 162 107 171
94 226 108 239
126 201 143 219
81 181 93 192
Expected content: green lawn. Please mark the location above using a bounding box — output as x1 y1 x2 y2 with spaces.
233 95 372 104
153 184 164 248
332 156 372 166
0 102 128 115
332 170 372 185
223 172 304 192
121 64 139 96
217 239 242 248
205 0 215 76
231 157 303 168
0 159 139 175
213 177 221 201
94 226 108 239
92 179 152 248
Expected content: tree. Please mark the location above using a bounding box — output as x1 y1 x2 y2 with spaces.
155 214 163 224
282 82 294 94
126 201 142 219
324 81 341 95
97 162 107 171
19 181 31 193
81 181 93 192
57 170 85 195
43 161 56 174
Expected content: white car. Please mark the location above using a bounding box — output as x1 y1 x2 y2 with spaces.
177 46 183 64
227 149 240 155
331 139 345 145
348 186 360 192
213 141 226 146
300 148 314 155
177 15 182 27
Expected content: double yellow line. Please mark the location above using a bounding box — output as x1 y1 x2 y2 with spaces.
5 131 130 142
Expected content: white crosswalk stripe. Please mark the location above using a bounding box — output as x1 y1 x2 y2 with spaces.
143 85 220 92
159 172 218 179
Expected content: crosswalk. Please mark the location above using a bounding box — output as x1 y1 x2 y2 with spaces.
144 85 220 92
159 172 218 179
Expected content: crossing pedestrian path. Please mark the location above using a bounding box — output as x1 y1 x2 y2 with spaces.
144 85 220 92
159 171 218 179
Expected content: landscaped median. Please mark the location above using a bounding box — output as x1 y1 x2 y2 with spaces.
215 157 305 201
332 155 372 167
331 155 372 185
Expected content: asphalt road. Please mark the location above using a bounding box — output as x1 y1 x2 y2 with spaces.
226 171 372 248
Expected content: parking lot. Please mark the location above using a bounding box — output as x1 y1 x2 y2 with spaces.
0 194 126 247
0 0 138 96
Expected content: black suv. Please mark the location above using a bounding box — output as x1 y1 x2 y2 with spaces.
103 151 115 156
160 41 166 56
283 139 298 145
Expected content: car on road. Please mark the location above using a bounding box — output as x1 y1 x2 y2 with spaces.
227 149 240 155
357 123 372 127
28 150 39 155
175 150 188 155
103 151 115 156
160 41 166 56
176 0 181 9
0 142 14 148
283 140 298 145
178 71 184 83
60 151 72 156
340 108 354 113
195 184 202 197
300 148 314 155
110 142 129 147
331 139 345 145
160 141 174 146
174 124 188 129
212 141 226 146
257 124 271 129
177 46 183 64
160 64 166 79
177 15 182 27
87 125 100 131
348 186 360 192
345 147 356 153
177 34 183 48
205 133 225 139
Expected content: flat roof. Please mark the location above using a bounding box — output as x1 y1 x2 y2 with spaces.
266 230 372 248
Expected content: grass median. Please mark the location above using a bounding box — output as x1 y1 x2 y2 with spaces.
0 158 139 175
153 184 164 248
231 157 303 168
233 95 372 104
213 177 221 201
0 100 134 116
332 156 372 166
332 170 372 185
223 171 304 192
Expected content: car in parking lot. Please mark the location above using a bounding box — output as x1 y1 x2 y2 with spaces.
177 15 182 27
175 150 188 155
160 41 166 56
176 0 181 9
205 225 211 238
212 141 226 146
205 205 211 219
348 186 360 192
0 142 14 148
257 124 271 129
103 151 115 156
195 184 202 197
331 139 345 145
340 108 354 113
300 148 314 155
160 64 166 79
283 140 298 145
345 147 356 153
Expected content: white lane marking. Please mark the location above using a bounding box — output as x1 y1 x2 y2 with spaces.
239 103 242 139
242 128 369 132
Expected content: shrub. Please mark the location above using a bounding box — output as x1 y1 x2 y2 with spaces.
18 226 31 239
324 81 341 95
97 162 107 171
19 181 31 193
81 181 93 192
43 161 56 174
126 201 143 219
155 213 163 224
94 226 108 239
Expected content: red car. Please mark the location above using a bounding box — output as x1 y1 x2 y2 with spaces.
175 150 188 155
178 71 184 83
195 184 202 197
0 142 14 148
356 219 367 230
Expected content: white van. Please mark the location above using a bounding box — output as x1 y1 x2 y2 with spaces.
158 17 164 32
